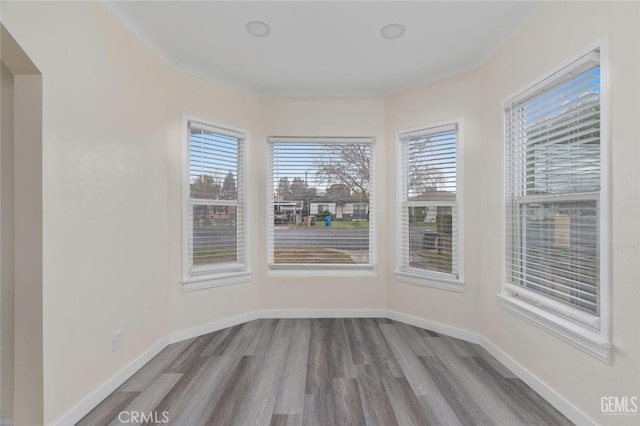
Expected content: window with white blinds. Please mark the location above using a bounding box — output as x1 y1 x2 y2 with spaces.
184 120 247 284
268 137 374 269
397 123 460 285
504 49 604 328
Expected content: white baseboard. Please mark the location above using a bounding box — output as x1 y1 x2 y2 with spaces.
167 309 386 344
480 337 595 426
53 337 168 426
258 308 387 319
56 308 385 424
380 311 595 425
55 308 595 426
167 311 258 344
387 310 483 344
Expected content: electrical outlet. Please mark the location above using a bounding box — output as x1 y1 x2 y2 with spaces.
112 330 122 352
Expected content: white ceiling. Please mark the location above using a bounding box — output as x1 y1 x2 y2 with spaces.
103 1 542 97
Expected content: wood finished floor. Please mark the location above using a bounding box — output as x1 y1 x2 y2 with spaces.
78 318 573 426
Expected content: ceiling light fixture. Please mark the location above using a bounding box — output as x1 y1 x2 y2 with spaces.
380 23 406 40
246 21 271 37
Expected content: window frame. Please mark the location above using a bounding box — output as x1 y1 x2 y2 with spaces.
499 41 611 362
267 136 376 274
182 116 251 291
395 120 465 292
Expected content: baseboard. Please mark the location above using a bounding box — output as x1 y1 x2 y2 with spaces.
385 311 595 425
0 420 13 426
480 337 596 426
386 310 483 344
53 337 167 426
167 309 386 343
57 308 386 424
258 308 387 319
55 308 595 426
167 311 259 344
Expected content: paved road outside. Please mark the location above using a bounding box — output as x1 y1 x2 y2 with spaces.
194 225 433 250
274 227 369 250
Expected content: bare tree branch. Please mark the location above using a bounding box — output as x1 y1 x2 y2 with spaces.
314 144 370 202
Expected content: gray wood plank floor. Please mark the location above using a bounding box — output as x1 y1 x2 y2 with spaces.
77 318 573 426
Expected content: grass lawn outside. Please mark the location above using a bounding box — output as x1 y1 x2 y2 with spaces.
310 220 369 230
274 248 355 264
411 250 452 274
193 246 236 264
410 222 437 230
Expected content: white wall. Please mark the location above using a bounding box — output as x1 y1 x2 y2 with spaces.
385 69 483 332
13 72 43 426
386 2 640 423
1 1 638 424
164 38 389 336
1 22 44 425
166 69 260 334
256 97 387 311
0 61 15 426
3 2 171 423
478 3 640 424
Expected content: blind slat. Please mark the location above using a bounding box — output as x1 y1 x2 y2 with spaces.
399 124 458 279
505 50 601 317
188 121 246 273
269 138 374 267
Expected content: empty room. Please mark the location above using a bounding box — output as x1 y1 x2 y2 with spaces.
0 1 639 425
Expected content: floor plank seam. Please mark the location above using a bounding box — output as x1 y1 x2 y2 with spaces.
76 318 574 426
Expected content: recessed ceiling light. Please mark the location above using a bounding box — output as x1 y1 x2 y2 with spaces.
380 23 406 40
246 21 271 37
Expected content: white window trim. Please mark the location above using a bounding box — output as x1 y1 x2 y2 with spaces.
267 136 377 273
182 115 251 291
395 119 465 292
499 39 611 363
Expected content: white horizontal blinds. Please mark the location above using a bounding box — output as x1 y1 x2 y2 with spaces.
505 50 601 317
188 121 245 274
268 137 373 267
399 124 458 278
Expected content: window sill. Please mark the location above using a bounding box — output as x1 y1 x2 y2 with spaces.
395 270 464 293
497 292 611 363
183 271 251 292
